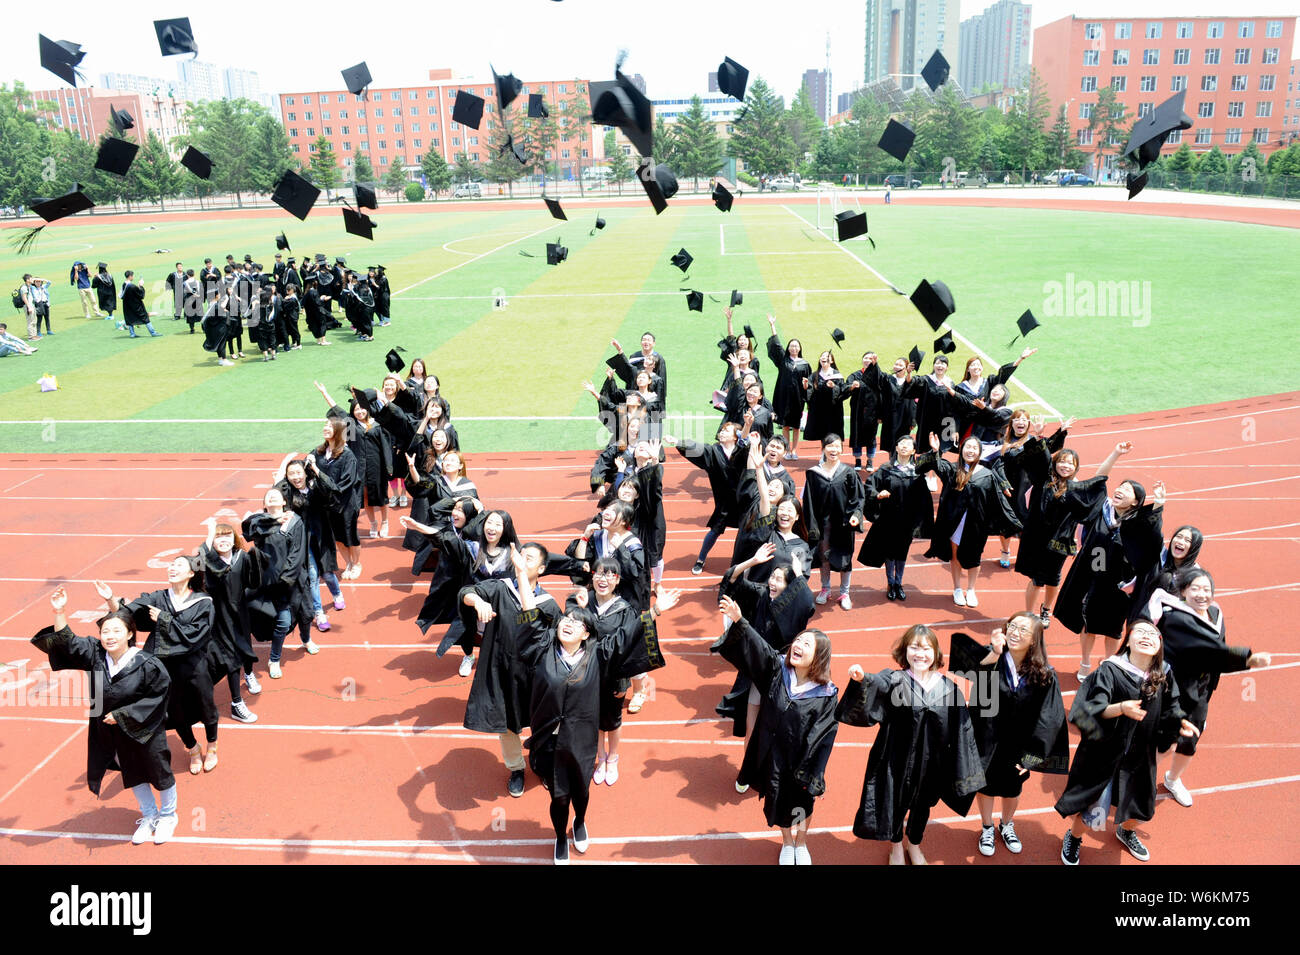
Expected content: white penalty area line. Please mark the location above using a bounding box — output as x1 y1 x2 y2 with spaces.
400 287 896 301
390 223 558 298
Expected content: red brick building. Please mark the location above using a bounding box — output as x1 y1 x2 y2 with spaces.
22 87 190 152
1033 15 1297 174
278 68 603 181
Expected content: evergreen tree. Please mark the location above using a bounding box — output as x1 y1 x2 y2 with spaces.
421 148 452 197
352 152 376 183
1047 103 1073 167
604 130 634 195
786 83 823 160
381 158 408 195
730 76 796 177
453 150 481 183
652 115 683 169
1004 68 1051 179
247 113 293 193
485 124 526 196
913 86 975 172
0 83 58 213
309 136 341 188
673 95 725 189
1087 86 1129 177
131 131 182 210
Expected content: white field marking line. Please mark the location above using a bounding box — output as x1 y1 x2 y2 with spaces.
1205 522 1300 538
1167 474 1299 495
2 474 42 493
0 726 84 807
719 223 725 255
5 774 1297 856
400 288 897 301
390 223 556 298
1082 404 1300 439
781 203 1065 420
1216 582 1300 597
440 229 536 256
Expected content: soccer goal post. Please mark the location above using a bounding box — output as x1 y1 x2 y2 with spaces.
814 185 865 239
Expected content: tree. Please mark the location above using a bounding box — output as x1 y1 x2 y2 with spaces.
673 96 725 189
912 86 977 173
730 76 796 177
604 130 634 195
308 136 341 188
652 115 683 170
404 182 425 202
421 148 452 197
0 83 58 214
246 113 293 193
786 83 823 160
381 159 408 195
351 152 375 184
453 150 481 183
131 131 182 210
179 98 261 205
1166 141 1196 171
1047 103 1073 167
1087 86 1129 178
1003 67 1051 179
485 124 526 196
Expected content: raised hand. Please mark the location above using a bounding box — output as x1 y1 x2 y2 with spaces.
93 580 114 602
1116 441 1133 456
754 541 777 564
610 338 622 353
50 586 68 613
1020 347 1038 361
847 664 865 682
571 587 589 608
929 432 940 451
990 628 1007 655
1152 480 1166 507
1061 416 1078 430
147 606 161 622
718 595 742 622
655 588 683 614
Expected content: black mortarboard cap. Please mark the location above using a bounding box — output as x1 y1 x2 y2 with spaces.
453 90 485 129
343 207 377 240
110 105 134 133
948 632 986 680
342 62 372 98
743 323 756 343
1015 309 1039 338
528 93 549 119
669 248 693 273
730 290 743 307
878 119 915 163
908 345 925 370
95 137 139 177
154 18 198 57
544 197 567 221
1123 90 1193 170
830 328 846 348
500 134 526 164
934 330 956 355
492 66 523 111
546 241 568 266
717 57 749 101
910 279 955 332
275 233 291 251
355 183 377 210
591 70 653 157
834 210 867 242
271 170 321 221
589 215 606 236
1126 172 1149 200
712 181 734 212
39 35 86 86
179 145 212 179
31 185 95 223
637 161 677 215
685 290 704 312
920 50 950 92
384 346 406 373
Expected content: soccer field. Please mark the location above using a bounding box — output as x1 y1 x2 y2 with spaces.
2 197 1296 454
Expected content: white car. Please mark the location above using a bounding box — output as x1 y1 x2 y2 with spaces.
766 177 799 191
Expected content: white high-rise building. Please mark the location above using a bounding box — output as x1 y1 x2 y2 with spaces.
177 60 222 101
98 72 178 99
958 1 1032 92
222 66 262 101
864 0 962 92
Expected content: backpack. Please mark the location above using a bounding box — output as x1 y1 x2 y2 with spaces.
11 288 25 310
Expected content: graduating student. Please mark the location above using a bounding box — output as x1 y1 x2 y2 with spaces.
197 521 267 725
34 588 179 845
1146 568 1269 808
765 313 811 458
800 350 846 444
182 269 202 334
120 271 161 338
309 418 363 580
316 382 392 539
668 422 750 576
980 411 1075 568
843 352 884 472
722 373 774 444
282 258 302 298
949 617 1069 859
275 457 343 631
459 542 562 798
802 434 865 610
99 557 217 775
92 262 120 329
1055 470 1166 680
719 307 761 385
857 433 934 601
904 355 963 453
624 331 668 407
370 266 391 326
837 625 986 865
402 443 476 564
437 508 520 675
302 274 332 346
341 271 375 341
716 596 840 865
730 432 805 571
1131 524 1204 627
241 488 320 680
1055 618 1198 865
401 496 482 631
865 355 916 457
919 433 1023 609
606 340 664 404
279 283 302 349
593 441 667 590
955 349 1035 406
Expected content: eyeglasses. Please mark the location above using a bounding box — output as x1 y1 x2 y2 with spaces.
1005 624 1034 635
593 570 618 579
1129 626 1162 640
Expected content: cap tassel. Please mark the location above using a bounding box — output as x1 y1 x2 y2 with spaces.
9 225 47 255
518 250 536 258
1005 334 1020 350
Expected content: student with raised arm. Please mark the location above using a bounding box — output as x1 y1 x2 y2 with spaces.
765 313 810 458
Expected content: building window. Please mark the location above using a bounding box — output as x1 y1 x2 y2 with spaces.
1197 102 1214 118
1146 22 1162 39
1143 49 1159 65
1253 127 1269 142
559 84 567 93
357 108 366 118
1174 48 1190 65
304 111 313 120
340 110 348 119
431 122 438 131
408 107 417 116
343 142 351 152
1115 22 1131 39
1177 21 1194 38
414 138 421 147
428 106 437 115
1084 22 1102 40
1195 128 1213 145
1140 75 1157 92
286 96 295 105
396 139 404 148
409 90 418 100
1232 75 1249 91
1260 75 1276 92
1238 21 1255 38
582 149 589 158
1207 22 1224 39
1235 48 1251 65
1076 128 1093 145
1229 101 1245 117
380 156 388 164
322 111 331 120
1111 76 1127 92
289 128 298 137
342 126 350 134
378 140 386 149
432 139 439 147
1225 127 1242 143
288 112 296 121
1202 75 1218 92
394 124 402 133
1167 129 1182 144
1171 75 1188 92
1263 48 1279 65
303 95 313 105
390 91 399 101
426 89 436 98
1205 49 1221 65
1258 101 1273 117
1083 50 1100 66
324 126 332 135
376 124 384 134
1081 76 1098 92
1138 102 1153 117
1266 20 1283 38
375 107 384 117
468 136 478 145
452 137 460 146
292 144 299 153
358 125 367 134
308 142 315 152
1113 49 1130 66
412 122 420 132
307 127 315 136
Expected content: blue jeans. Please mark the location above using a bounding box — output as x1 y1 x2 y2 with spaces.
132 782 178 821
0 344 18 358
696 524 725 564
269 607 294 662
306 552 341 615
885 559 906 586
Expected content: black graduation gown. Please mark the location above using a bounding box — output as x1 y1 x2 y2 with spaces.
766 336 812 429
417 527 472 636
31 625 175 795
355 422 393 503
524 613 666 801
955 362 1018 440
868 365 916 456
283 266 302 293
1054 499 1163 639
1015 441 1108 587
920 458 1023 570
565 591 644 731
949 633 1069 798
403 473 478 564
906 375 965 453
313 446 361 548
566 529 650 612
1054 656 1186 823
627 349 667 406
373 273 391 317
460 579 560 735
802 462 864 572
200 297 233 353
92 272 117 312
836 669 987 839
801 372 846 443
198 544 266 680
724 390 775 445
857 458 934 566
303 287 328 338
676 438 748 531
121 282 149 326
717 335 761 389
165 270 185 317
714 619 840 826
126 589 217 736
241 512 313 639
843 369 881 450
729 465 799 568
342 285 374 336
1148 595 1251 756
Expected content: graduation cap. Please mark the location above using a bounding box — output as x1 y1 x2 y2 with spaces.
920 50 950 92
154 18 198 57
591 70 653 157
528 93 549 119
1006 309 1040 349
384 346 406 373
933 330 957 355
94 137 138 177
589 215 606 236
38 35 86 86
1123 91 1193 170
669 248 693 273
830 328 846 349
546 241 568 266
270 170 321 221
335 256 347 266
275 233 291 252
908 345 925 370
342 62 372 99
9 184 95 254
109 105 134 134
499 134 527 164
717 56 749 101
947 632 986 681
712 182 734 212
730 290 743 307
909 279 955 332
1125 172 1149 200
637 160 678 215
543 196 567 221
453 90 485 130
834 210 870 243
492 66 523 111
179 145 212 180
355 182 377 210
878 119 915 163
685 290 704 312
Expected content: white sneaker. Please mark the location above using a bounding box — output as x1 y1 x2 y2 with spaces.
1163 772 1193 807
217 359 234 366
132 817 157 845
244 671 262 695
838 593 852 610
965 589 979 607
380 521 389 538
572 822 590 854
815 589 830 605
1076 662 1092 681
369 525 379 538
303 640 320 655
230 701 258 723
153 814 179 845
778 845 796 866
793 845 812 865
735 780 749 794
953 587 967 607
269 660 282 679
458 654 475 677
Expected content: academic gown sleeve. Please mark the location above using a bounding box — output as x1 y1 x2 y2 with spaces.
127 591 213 657
710 618 782 689
598 610 668 681
834 669 896 727
1021 670 1071 774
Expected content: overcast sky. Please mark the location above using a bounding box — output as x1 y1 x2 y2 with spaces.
10 2 1298 105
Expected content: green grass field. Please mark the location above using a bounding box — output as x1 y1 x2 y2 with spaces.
2 198 1297 453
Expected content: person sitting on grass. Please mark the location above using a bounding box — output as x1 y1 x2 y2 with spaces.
0 323 37 357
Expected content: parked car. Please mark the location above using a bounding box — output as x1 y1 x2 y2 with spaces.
766 176 799 191
1043 169 1074 184
452 182 482 198
1059 172 1096 186
955 171 989 188
883 174 921 189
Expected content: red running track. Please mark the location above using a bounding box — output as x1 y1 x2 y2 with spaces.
0 392 1296 864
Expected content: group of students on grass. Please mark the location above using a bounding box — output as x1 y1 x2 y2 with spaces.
35 307 1269 864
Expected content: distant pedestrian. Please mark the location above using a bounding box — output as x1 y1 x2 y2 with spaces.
885 182 892 204
70 261 100 318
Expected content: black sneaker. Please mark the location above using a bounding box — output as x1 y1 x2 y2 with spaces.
895 585 907 602
554 835 570 865
1040 606 1052 629
885 585 897 601
1061 829 1082 866
691 560 705 576
1116 827 1150 861
508 769 525 797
